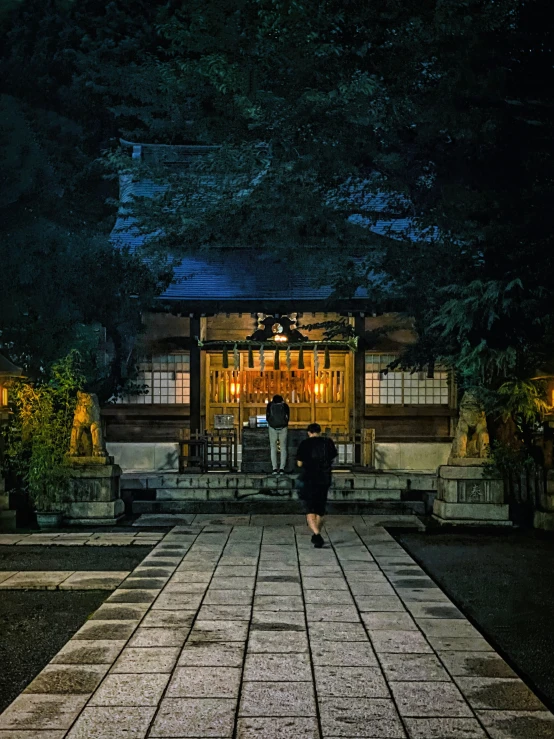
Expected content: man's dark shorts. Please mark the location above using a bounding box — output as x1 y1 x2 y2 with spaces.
297 480 329 516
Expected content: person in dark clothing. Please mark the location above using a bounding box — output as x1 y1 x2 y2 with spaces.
296 423 338 547
266 394 290 474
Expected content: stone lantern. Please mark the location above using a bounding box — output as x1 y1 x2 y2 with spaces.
0 352 23 531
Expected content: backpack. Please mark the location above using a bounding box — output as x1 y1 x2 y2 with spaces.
268 402 288 429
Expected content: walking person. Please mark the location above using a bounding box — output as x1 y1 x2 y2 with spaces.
266 394 290 475
296 423 338 548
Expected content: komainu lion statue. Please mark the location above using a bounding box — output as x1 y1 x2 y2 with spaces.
68 391 107 458
449 391 490 463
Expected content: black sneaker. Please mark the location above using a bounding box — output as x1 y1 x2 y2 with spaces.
272 470 279 476
278 469 286 475
311 533 324 548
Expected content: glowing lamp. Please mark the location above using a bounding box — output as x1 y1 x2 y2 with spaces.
274 334 288 342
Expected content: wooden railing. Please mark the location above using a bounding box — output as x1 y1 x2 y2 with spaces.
325 428 375 469
179 429 238 473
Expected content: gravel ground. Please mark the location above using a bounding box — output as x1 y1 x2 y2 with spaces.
394 528 554 711
0 545 153 570
0 590 108 712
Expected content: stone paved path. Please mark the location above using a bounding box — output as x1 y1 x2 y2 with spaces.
0 518 553 738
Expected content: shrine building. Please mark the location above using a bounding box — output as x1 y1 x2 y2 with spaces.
104 142 458 476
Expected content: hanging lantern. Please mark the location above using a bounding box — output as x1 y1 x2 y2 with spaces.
248 345 254 368
324 345 331 369
259 344 265 372
298 345 305 370
313 344 319 375
286 345 292 371
274 347 280 370
233 343 240 370
223 345 229 369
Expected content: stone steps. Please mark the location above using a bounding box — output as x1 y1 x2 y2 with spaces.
122 471 436 516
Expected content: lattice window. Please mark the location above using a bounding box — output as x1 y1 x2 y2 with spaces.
123 354 190 404
365 354 449 405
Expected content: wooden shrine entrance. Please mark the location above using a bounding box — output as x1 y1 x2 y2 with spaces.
205 349 352 436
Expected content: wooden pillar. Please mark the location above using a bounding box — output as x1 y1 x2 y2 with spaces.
354 315 365 434
354 315 365 464
190 314 201 434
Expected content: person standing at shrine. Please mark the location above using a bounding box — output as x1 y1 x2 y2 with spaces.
266 394 290 474
296 423 338 547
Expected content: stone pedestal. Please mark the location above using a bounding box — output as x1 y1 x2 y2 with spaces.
64 457 124 525
0 475 16 531
533 470 554 531
433 464 511 526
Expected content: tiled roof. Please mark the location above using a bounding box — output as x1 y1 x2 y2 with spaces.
111 147 436 303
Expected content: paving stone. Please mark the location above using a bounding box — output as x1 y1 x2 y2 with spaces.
0 572 18 584
106 589 159 604
59 572 130 590
152 592 204 610
164 581 209 594
168 571 213 582
318 697 405 737
299 566 343 577
248 629 309 653
188 620 249 643
441 651 517 681
236 716 319 738
404 717 488 738
301 576 348 590
210 577 255 591
476 709 554 739
356 596 407 612
112 647 180 674
120 578 168 590
380 653 450 682
369 630 433 654
149 697 236 737
0 571 74 590
0 731 66 738
244 652 312 681
140 610 196 628
128 627 189 648
0 535 27 544
253 595 303 611
131 568 174 578
312 641 378 667
251 610 305 629
89 673 169 706
0 695 88 731
178 642 245 667
255 581 302 596
314 665 389 698
390 681 473 717
239 681 316 717
204 589 254 605
308 621 368 642
416 618 481 639
197 605 252 621
306 605 360 622
404 602 464 619
51 640 127 665
455 677 546 710
73 620 138 641
24 665 108 694
396 588 450 603
429 636 494 653
303 589 354 605
90 604 148 621
166 666 241 698
361 612 418 631
215 566 257 577
344 571 390 583
65 706 156 738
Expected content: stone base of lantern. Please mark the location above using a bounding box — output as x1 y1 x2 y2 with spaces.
432 464 511 526
0 477 16 532
64 459 124 525
533 471 554 531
